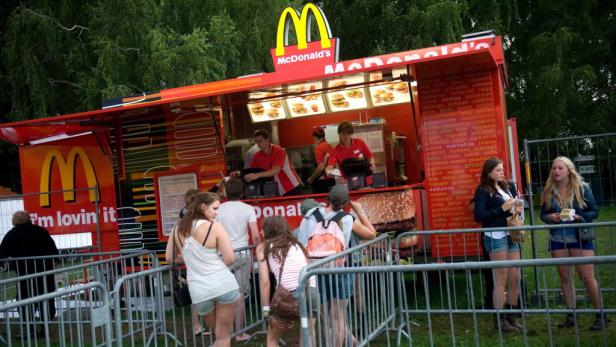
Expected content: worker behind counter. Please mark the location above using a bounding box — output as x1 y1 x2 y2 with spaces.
306 126 336 193
326 121 375 186
243 129 303 196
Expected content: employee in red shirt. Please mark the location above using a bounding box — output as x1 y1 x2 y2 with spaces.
326 121 375 182
245 129 302 196
306 127 335 193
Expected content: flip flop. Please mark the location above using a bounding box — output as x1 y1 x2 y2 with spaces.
194 329 212 336
235 333 252 342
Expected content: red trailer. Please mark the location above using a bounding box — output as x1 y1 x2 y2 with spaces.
0 4 520 259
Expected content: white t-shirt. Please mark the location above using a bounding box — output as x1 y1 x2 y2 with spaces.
486 187 513 240
216 201 257 249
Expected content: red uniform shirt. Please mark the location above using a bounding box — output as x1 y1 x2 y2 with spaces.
251 144 301 195
328 138 373 177
314 139 334 179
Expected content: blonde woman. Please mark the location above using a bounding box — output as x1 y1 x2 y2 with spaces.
540 156 607 330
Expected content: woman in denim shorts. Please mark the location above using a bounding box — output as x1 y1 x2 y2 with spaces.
474 157 523 333
166 192 239 346
541 156 607 330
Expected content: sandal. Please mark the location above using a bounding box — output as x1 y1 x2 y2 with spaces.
235 333 252 342
194 329 211 336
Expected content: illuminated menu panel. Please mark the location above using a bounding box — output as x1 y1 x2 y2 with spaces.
326 74 368 112
247 90 287 123
285 81 326 118
368 67 411 106
420 72 503 258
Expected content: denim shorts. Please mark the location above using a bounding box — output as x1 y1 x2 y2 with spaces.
549 239 595 251
194 289 240 315
318 273 354 301
483 235 520 254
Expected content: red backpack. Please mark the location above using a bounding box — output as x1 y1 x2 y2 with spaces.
306 209 347 267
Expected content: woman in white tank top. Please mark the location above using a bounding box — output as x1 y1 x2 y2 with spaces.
165 192 238 347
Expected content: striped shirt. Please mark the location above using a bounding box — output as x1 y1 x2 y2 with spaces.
267 244 316 291
251 144 301 195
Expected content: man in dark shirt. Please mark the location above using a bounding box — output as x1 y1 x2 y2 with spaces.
0 211 59 332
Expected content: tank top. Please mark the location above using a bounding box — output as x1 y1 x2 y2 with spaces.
181 219 239 304
267 244 316 291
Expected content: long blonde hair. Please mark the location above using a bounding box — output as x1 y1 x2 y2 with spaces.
541 156 587 209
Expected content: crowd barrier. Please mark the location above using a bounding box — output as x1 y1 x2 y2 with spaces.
297 234 396 347
0 281 112 346
394 221 616 307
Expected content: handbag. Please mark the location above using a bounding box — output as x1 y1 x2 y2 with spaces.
171 229 192 307
576 216 595 241
507 211 526 243
270 251 299 320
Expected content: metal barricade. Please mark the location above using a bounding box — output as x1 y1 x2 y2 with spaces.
0 251 157 323
0 281 112 346
297 234 395 347
111 245 266 346
395 256 616 347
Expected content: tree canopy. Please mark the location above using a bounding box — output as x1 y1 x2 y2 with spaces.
0 0 614 189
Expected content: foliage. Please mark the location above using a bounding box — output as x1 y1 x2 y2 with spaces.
0 0 614 189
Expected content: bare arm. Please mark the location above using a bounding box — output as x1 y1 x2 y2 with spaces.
245 166 281 182
308 161 327 184
164 228 183 264
215 224 236 267
256 244 271 306
249 221 261 246
350 201 377 240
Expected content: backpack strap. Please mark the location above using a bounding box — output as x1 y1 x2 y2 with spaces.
311 208 324 223
329 211 347 223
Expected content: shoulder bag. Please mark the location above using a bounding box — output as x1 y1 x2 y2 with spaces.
507 211 526 243
270 250 300 320
172 229 192 307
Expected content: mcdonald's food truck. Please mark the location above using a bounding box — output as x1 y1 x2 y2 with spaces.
0 4 521 260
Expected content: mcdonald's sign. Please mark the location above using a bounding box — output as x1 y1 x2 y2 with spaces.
39 147 99 207
270 4 339 78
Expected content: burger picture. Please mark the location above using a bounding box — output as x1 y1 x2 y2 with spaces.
269 100 282 108
373 90 395 103
266 108 279 118
292 103 308 114
302 94 319 101
346 89 364 98
393 82 409 93
310 104 319 112
330 80 347 88
251 103 264 115
330 93 349 108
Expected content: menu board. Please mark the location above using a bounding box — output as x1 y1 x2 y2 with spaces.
156 173 198 236
247 90 287 122
285 81 326 117
326 74 369 112
419 72 506 258
368 67 411 106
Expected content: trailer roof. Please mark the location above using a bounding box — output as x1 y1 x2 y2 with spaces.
0 36 505 145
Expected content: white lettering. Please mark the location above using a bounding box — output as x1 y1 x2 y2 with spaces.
263 207 274 217
61 213 73 226
286 205 297 217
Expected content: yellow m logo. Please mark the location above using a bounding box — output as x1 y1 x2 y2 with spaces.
275 3 332 57
39 147 99 207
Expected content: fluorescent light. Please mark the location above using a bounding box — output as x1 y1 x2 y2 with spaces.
30 131 93 145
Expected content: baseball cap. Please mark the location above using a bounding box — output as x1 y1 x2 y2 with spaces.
300 198 320 216
328 184 349 206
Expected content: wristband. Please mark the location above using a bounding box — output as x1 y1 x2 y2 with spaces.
262 306 271 317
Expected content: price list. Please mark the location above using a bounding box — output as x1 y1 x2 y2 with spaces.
419 72 504 257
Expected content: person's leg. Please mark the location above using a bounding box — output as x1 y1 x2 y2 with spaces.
552 248 576 308
191 305 204 334
266 317 285 347
329 299 350 347
214 301 236 347
234 296 251 341
570 247 609 330
506 244 523 329
489 250 508 310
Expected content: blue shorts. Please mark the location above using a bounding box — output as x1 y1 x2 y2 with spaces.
549 239 594 251
194 289 240 315
318 273 354 301
483 235 520 254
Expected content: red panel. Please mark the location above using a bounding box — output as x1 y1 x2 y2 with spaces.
19 134 119 251
419 69 508 258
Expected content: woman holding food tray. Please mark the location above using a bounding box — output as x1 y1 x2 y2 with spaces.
540 156 608 331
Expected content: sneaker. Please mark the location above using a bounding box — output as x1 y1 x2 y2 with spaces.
558 314 575 329
506 314 524 330
497 318 520 333
590 314 610 331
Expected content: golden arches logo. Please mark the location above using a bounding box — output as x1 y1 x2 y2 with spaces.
39 147 99 207
275 3 332 57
